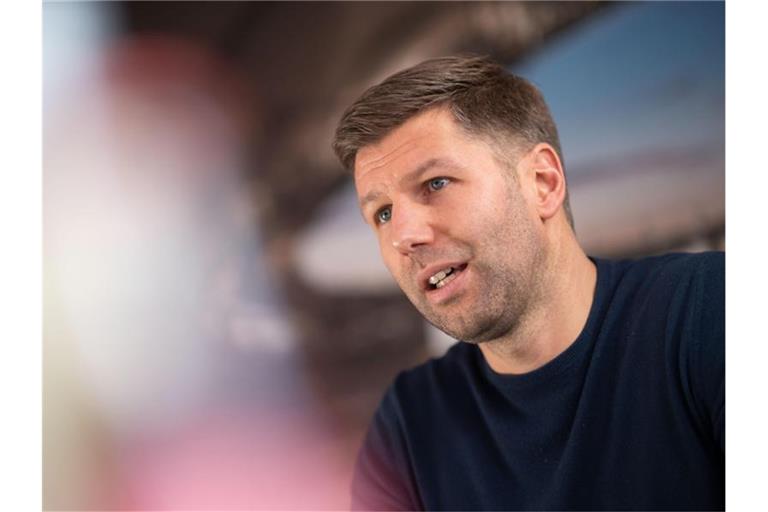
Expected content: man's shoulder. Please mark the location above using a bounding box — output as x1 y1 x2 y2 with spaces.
603 250 723 302
594 251 722 322
355 343 481 510
614 250 722 277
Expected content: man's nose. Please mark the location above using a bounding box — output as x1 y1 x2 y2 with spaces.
390 203 434 255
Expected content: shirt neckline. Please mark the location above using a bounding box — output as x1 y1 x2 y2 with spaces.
476 257 611 390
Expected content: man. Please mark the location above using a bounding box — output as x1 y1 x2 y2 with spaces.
332 55 724 511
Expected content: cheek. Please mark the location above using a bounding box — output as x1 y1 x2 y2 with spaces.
378 243 413 288
378 239 398 273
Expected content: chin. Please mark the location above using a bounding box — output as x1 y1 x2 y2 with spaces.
427 317 497 345
442 312 522 345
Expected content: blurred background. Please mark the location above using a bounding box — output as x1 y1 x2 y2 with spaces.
43 1 724 510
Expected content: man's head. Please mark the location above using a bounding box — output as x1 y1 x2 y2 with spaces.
332 55 573 343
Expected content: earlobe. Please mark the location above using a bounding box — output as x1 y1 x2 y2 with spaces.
531 143 566 221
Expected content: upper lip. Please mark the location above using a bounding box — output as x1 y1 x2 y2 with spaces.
417 261 468 291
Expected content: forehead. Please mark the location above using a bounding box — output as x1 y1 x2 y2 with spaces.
353 108 466 186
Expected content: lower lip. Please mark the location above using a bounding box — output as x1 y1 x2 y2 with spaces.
425 265 469 304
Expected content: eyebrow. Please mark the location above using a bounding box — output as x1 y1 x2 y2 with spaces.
358 157 459 211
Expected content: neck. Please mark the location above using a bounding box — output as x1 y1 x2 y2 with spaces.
479 225 597 375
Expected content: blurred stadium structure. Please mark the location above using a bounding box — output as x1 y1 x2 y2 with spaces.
43 2 724 510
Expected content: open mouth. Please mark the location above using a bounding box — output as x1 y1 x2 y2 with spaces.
427 263 468 290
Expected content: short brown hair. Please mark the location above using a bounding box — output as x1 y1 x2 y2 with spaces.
332 54 574 228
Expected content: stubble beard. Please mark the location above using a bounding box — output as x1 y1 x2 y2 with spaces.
404 215 547 346
421 245 545 345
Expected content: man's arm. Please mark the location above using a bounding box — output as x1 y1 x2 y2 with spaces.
351 388 422 511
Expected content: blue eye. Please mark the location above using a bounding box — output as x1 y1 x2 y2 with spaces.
428 177 450 192
376 206 392 224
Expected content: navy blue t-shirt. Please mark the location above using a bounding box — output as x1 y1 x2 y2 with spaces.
352 252 724 510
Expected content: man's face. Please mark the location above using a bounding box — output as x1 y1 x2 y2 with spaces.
354 108 547 343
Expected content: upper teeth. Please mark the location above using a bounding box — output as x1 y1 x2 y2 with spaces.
429 267 454 285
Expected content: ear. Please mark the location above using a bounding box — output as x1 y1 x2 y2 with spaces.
524 143 566 222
